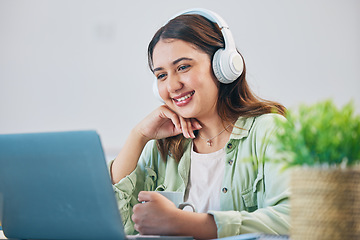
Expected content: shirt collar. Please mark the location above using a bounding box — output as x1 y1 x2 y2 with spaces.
230 116 256 140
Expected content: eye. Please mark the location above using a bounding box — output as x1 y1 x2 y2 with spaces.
156 73 167 80
178 65 190 72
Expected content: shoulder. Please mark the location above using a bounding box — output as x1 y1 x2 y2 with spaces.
254 113 286 124
247 113 286 142
231 113 286 140
252 113 286 131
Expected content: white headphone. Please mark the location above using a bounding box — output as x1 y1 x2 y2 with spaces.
152 8 243 102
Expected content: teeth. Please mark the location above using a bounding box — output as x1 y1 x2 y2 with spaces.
175 91 194 102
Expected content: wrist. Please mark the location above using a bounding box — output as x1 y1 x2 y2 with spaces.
173 211 217 239
131 126 152 146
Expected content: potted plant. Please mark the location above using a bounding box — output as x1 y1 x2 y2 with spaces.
275 99 360 240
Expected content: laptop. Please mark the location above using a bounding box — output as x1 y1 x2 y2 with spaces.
0 130 193 240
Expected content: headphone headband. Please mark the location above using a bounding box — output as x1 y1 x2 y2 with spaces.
168 8 236 50
168 8 229 28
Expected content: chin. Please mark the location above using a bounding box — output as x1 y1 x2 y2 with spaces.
172 109 194 119
165 103 192 118
177 110 199 119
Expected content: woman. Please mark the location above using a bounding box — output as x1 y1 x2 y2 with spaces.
110 9 290 239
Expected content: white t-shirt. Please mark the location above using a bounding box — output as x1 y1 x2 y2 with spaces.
184 143 226 213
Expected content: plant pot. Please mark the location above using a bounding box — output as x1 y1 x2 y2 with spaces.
290 167 360 240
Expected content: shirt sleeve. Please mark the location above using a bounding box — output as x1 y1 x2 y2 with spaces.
108 140 160 235
208 163 290 238
209 114 291 238
112 166 140 234
209 204 289 237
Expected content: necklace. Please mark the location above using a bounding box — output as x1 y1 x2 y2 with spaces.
198 123 232 147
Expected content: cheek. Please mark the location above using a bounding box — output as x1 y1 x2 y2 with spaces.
158 82 175 106
196 75 219 96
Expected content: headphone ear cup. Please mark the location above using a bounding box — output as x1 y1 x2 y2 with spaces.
212 49 226 83
153 79 165 103
212 49 243 84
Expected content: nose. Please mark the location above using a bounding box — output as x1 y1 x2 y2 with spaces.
167 74 183 93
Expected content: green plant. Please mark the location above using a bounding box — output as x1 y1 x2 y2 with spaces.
275 99 360 168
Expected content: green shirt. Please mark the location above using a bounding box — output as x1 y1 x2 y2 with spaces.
112 113 291 238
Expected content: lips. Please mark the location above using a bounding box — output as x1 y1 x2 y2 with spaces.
172 91 195 106
173 91 195 102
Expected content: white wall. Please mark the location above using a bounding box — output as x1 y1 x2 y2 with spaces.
1 0 359 159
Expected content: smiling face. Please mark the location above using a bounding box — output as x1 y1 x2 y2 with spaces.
152 39 219 120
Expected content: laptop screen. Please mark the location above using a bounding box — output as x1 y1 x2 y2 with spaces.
0 131 125 240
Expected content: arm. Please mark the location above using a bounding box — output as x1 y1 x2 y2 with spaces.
110 129 149 184
110 105 201 234
111 105 200 184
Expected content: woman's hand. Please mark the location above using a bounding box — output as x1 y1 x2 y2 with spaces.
132 191 181 235
132 191 218 239
135 105 202 142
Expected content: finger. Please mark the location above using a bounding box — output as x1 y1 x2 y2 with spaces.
132 205 139 221
134 223 140 233
183 117 196 138
186 118 195 138
190 118 202 130
179 116 191 138
132 204 143 225
138 191 157 203
159 107 181 132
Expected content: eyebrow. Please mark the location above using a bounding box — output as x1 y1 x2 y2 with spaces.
153 57 193 72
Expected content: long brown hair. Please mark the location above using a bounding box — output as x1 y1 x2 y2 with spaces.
148 14 286 162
